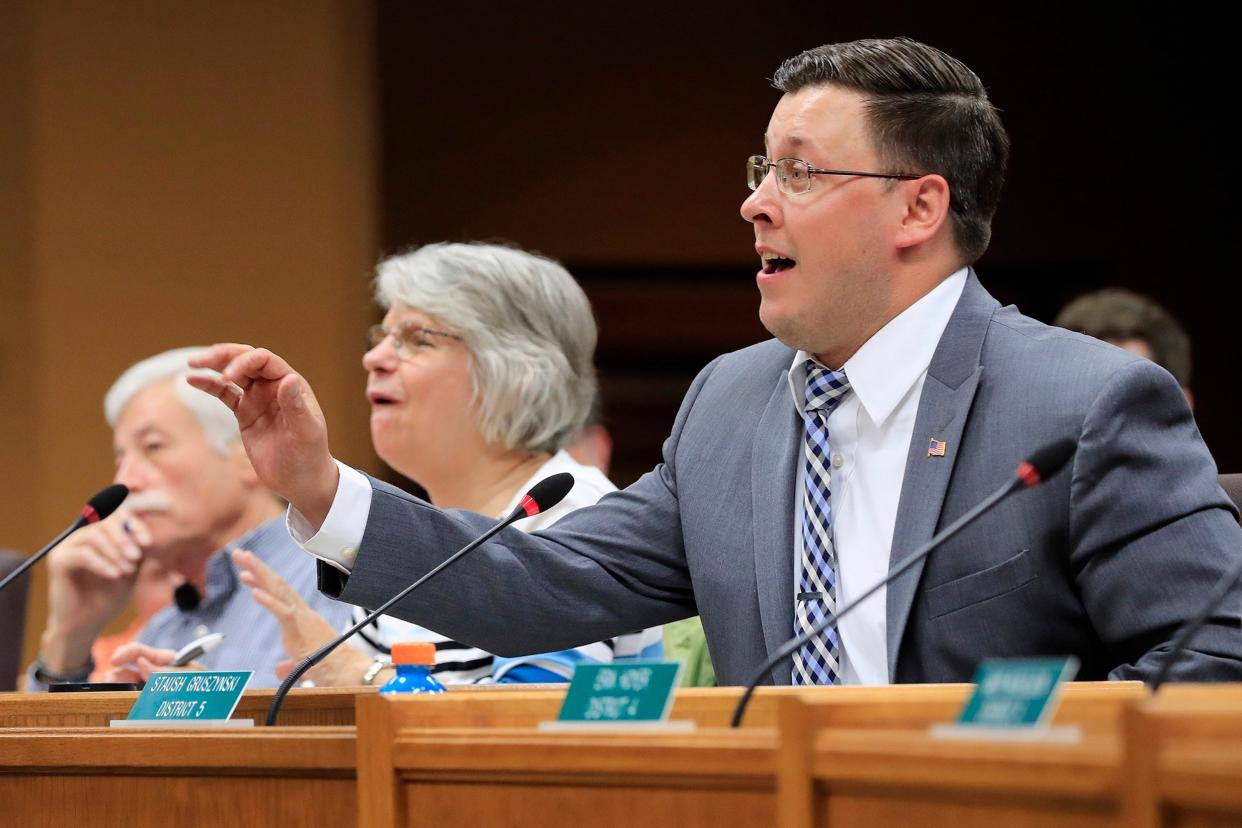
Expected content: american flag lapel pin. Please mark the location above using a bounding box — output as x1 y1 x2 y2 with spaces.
928 437 947 457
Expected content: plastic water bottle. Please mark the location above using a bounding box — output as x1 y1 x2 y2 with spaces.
378 642 446 695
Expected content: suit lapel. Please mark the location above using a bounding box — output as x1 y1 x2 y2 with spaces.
885 272 998 680
752 370 801 679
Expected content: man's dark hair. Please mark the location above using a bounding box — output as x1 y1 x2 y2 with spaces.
1054 288 1192 387
772 37 1009 263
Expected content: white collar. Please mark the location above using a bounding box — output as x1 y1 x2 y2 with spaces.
787 268 968 427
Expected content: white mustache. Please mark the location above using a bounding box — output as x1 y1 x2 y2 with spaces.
121 491 173 513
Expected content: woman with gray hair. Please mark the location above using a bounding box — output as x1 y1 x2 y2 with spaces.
235 242 661 686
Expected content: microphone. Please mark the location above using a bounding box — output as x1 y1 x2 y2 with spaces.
730 439 1076 727
265 472 575 725
174 582 202 612
0 484 129 595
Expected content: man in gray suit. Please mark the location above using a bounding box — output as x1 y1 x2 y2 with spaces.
190 38 1242 685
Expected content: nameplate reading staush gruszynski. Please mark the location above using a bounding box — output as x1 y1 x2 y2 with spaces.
122 671 252 725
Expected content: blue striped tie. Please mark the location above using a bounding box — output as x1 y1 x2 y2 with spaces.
793 362 851 686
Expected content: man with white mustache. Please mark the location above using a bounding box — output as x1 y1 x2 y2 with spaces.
27 348 350 689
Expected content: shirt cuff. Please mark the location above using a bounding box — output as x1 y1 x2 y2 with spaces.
286 460 373 574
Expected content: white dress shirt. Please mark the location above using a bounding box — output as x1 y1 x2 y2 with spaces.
289 451 623 574
787 268 967 684
292 268 968 686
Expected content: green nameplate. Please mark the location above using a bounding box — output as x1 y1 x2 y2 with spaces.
958 657 1079 727
557 662 682 723
125 671 252 723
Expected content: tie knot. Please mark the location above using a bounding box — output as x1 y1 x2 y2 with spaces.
804 363 851 415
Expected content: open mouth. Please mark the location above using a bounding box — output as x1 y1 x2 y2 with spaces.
367 391 399 406
762 256 797 275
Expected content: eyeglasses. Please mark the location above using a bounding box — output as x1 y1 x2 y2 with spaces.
746 154 920 196
367 322 462 360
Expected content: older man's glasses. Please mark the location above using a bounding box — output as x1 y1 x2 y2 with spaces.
746 154 920 196
367 322 462 360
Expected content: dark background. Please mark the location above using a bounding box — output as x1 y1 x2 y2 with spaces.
375 3 1233 485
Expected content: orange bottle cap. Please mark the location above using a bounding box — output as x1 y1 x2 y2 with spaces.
391 641 436 665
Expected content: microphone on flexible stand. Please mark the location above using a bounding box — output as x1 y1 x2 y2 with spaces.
0 484 130 596
265 472 576 725
730 439 1078 727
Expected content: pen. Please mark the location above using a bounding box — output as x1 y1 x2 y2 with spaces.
172 632 224 667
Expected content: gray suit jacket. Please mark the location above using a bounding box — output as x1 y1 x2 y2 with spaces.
322 273 1242 685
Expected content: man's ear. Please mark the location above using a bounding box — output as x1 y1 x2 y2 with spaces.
894 174 952 250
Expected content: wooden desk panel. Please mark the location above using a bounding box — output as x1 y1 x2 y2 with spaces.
1122 689 1242 828
354 688 802 828
392 728 777 828
810 728 1121 828
779 682 1147 828
0 726 355 828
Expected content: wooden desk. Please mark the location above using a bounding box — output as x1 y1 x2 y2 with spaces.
3 680 1207 828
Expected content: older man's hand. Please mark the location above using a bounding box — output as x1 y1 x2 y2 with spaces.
37 512 150 676
187 345 339 529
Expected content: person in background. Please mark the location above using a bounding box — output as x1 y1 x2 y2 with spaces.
1054 287 1194 408
664 615 716 687
565 393 614 475
235 242 661 687
27 348 350 690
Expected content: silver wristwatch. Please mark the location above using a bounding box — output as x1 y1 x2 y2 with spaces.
361 656 389 686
